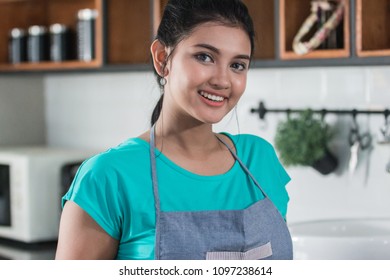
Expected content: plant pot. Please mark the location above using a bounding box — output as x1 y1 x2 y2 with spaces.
311 149 338 175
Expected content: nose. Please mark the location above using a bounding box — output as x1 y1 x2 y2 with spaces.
209 66 230 90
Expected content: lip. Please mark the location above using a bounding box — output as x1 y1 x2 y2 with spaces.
198 90 227 107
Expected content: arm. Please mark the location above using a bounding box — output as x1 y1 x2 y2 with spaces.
55 200 119 260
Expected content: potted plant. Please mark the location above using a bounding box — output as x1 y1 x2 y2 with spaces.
274 109 338 175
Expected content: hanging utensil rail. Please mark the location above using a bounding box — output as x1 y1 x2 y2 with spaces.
250 101 390 120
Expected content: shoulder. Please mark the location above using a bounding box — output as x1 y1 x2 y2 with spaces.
222 132 275 155
220 132 286 178
78 137 150 178
66 137 151 203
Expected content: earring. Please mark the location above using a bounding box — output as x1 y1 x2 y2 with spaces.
159 77 167 86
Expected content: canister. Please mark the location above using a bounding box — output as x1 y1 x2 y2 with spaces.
77 9 98 62
8 28 27 64
50 24 71 62
27 25 49 62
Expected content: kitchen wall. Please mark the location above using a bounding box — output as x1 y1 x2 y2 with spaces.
0 75 46 146
2 66 390 224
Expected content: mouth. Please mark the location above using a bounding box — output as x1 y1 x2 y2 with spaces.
198 90 226 103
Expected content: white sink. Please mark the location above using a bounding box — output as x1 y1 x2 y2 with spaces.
289 218 390 260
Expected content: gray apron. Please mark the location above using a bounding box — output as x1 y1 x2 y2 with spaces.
149 127 293 260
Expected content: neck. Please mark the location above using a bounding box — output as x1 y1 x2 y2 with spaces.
154 118 219 153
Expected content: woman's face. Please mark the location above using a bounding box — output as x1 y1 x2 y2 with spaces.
163 22 251 125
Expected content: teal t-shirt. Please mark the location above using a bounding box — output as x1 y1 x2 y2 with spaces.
63 133 291 260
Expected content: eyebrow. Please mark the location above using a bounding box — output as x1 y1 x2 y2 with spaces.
193 43 251 60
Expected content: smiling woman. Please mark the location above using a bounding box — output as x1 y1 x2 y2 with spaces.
55 0 293 260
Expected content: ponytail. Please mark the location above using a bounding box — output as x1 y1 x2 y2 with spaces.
151 94 164 126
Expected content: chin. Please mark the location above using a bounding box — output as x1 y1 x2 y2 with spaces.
201 116 225 125
193 110 230 125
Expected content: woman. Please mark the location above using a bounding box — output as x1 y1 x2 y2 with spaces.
55 0 292 260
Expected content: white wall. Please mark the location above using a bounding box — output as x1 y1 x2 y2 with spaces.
0 76 46 146
3 66 390 224
44 71 159 150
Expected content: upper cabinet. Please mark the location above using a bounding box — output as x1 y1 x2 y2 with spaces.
279 0 350 60
0 0 390 73
356 0 390 57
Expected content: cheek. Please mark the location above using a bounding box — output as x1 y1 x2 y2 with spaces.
233 75 247 98
175 64 211 93
170 59 199 84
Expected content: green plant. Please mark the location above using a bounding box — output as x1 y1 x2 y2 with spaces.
274 110 332 167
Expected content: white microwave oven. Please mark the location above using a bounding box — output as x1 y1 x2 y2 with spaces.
0 146 95 243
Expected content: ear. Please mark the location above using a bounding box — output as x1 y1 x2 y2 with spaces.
151 39 169 77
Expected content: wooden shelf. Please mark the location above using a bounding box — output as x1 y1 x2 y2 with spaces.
0 60 101 72
356 0 390 57
0 0 103 71
279 0 350 60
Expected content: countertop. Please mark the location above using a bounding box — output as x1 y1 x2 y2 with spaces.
0 238 57 260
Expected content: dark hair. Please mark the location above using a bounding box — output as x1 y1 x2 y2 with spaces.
151 0 255 126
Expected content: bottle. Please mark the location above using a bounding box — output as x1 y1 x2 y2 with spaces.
8 28 27 64
77 9 98 62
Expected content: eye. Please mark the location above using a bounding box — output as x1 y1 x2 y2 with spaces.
231 62 247 72
194 53 213 63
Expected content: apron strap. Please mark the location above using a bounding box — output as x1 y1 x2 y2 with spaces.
149 124 161 212
215 134 269 199
149 124 161 259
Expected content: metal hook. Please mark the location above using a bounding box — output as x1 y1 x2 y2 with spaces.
286 108 291 120
320 109 327 122
351 109 358 130
378 109 390 144
384 109 390 128
385 109 390 120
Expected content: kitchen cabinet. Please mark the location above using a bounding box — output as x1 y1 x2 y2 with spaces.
1 0 390 73
0 0 152 72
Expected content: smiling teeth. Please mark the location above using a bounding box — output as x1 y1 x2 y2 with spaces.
199 91 224 102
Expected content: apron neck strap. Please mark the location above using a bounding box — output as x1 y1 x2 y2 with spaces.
149 124 161 212
215 135 269 199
